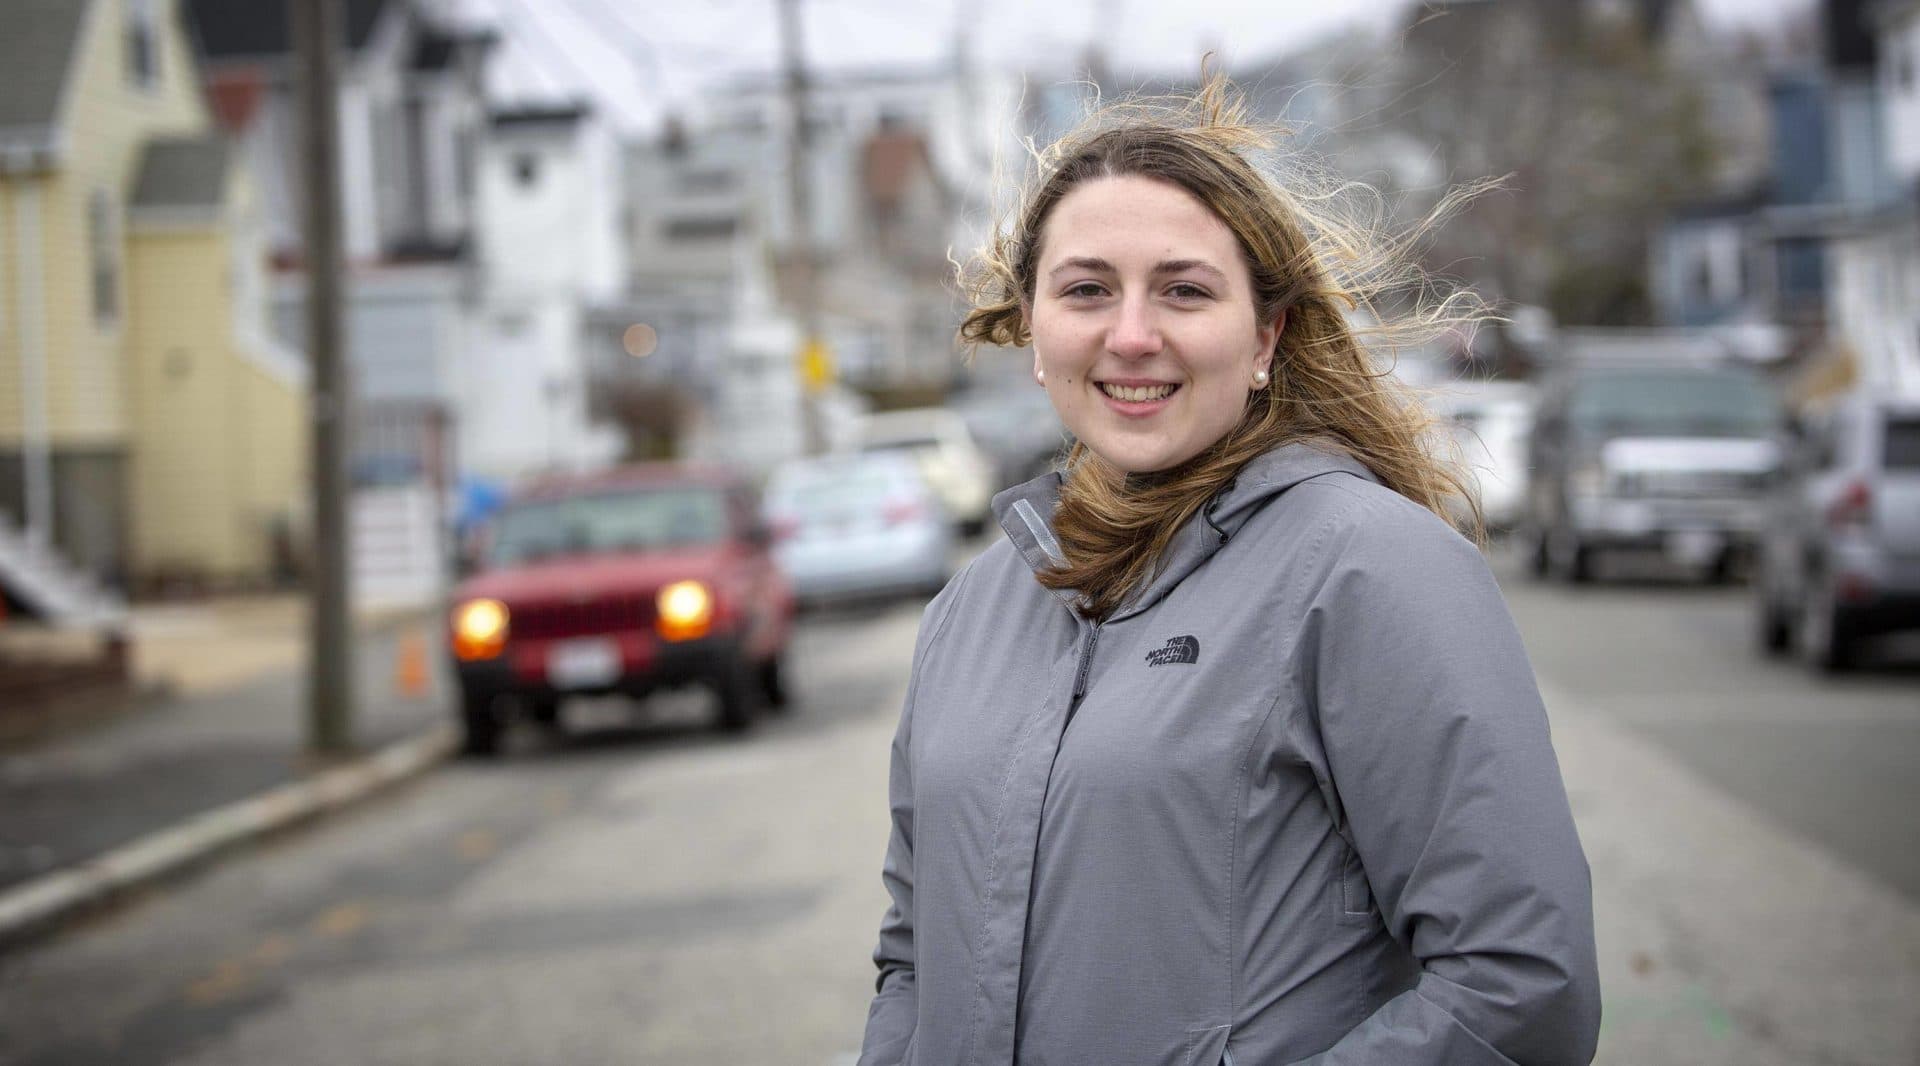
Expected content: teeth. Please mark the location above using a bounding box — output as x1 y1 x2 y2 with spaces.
1100 383 1176 402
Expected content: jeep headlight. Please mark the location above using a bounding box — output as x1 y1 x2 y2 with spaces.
656 580 714 642
452 598 509 661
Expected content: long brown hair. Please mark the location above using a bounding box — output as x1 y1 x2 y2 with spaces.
957 75 1493 621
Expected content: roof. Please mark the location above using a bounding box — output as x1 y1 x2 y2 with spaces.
130 136 231 210
184 0 392 60
861 127 937 213
0 0 90 143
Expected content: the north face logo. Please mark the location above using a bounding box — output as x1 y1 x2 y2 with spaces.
1145 635 1200 667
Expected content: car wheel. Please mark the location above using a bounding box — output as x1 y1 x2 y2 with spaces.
1552 531 1595 584
1707 550 1738 585
1527 528 1551 579
1798 576 1856 673
759 655 791 713
459 691 503 758
714 656 760 734
1755 584 1792 656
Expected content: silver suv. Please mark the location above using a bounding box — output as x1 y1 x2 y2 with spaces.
1755 393 1920 671
1524 361 1784 583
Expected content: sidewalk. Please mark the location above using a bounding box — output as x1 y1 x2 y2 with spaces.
1544 679 1920 1065
0 595 453 919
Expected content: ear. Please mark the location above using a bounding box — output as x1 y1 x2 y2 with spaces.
1254 308 1285 375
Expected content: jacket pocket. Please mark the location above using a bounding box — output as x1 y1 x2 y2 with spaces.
1336 836 1376 925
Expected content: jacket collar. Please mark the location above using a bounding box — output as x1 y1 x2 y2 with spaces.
991 440 1378 622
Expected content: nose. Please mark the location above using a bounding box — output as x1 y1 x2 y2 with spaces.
1106 294 1163 359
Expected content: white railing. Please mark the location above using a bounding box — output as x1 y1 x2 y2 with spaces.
0 510 127 630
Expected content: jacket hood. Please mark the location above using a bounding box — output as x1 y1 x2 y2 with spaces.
990 440 1377 621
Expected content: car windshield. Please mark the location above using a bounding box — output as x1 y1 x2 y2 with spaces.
772 467 906 514
487 487 728 565
1568 369 1779 436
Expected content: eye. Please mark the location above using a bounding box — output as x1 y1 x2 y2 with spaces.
1165 282 1212 301
1061 281 1108 299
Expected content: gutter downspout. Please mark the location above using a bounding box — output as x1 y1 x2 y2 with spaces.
12 177 54 552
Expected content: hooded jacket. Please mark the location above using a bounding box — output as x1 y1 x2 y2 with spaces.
858 443 1600 1066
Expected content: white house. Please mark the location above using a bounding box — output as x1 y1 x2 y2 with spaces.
466 102 626 482
612 65 1026 474
1822 0 1920 397
186 0 494 475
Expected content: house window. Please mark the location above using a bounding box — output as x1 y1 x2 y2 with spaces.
90 190 119 324
664 216 737 241
675 168 736 194
125 0 160 90
1688 255 1713 305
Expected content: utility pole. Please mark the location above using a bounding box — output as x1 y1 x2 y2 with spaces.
777 0 829 453
292 0 355 755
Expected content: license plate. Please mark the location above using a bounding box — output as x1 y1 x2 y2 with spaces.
1665 530 1723 567
547 638 621 689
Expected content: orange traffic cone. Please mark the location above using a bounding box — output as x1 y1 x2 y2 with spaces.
394 630 431 698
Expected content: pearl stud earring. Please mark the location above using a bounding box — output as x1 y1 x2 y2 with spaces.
1036 368 1046 386
1252 369 1270 388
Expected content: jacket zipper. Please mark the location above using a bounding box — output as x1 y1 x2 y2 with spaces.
1065 622 1101 726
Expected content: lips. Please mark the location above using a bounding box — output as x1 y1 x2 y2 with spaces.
1097 381 1180 403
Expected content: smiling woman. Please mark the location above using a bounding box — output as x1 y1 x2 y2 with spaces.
959 75 1497 621
856 74 1601 1066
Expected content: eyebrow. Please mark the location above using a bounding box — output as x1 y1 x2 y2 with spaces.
1046 256 1231 285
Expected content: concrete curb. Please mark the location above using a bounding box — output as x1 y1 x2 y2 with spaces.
0 723 457 951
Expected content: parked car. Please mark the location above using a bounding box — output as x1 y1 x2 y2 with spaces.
1427 381 1535 532
952 387 1069 490
1755 393 1920 671
446 464 795 755
854 408 998 535
763 452 954 605
1523 360 1784 583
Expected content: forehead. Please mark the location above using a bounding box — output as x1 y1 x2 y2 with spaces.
1038 174 1241 265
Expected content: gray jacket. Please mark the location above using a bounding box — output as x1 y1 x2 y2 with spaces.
859 444 1600 1066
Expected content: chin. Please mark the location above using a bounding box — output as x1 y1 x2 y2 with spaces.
1088 445 1192 475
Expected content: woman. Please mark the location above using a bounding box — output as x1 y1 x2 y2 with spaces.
858 79 1599 1066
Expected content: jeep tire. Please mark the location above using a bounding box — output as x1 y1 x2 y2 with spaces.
459 691 503 758
715 655 760 734
759 654 790 714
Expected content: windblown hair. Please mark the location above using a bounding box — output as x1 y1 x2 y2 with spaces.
956 74 1493 621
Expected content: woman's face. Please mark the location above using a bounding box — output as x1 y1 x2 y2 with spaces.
1027 175 1278 474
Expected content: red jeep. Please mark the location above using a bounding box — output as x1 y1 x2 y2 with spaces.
447 464 795 755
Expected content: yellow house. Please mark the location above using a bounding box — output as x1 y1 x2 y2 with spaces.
0 0 308 598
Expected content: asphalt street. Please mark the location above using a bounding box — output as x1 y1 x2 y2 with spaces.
0 540 1915 1065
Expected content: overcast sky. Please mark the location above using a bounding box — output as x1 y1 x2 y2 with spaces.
461 0 1812 132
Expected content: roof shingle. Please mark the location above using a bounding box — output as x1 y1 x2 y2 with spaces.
0 0 91 140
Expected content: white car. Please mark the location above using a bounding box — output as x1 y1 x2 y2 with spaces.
1426 381 1535 532
854 408 998 535
763 452 954 604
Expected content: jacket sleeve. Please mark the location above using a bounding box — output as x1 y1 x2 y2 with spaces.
1285 494 1601 1066
858 568 968 1065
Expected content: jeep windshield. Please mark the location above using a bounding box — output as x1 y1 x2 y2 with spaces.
1568 368 1780 438
487 487 728 566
